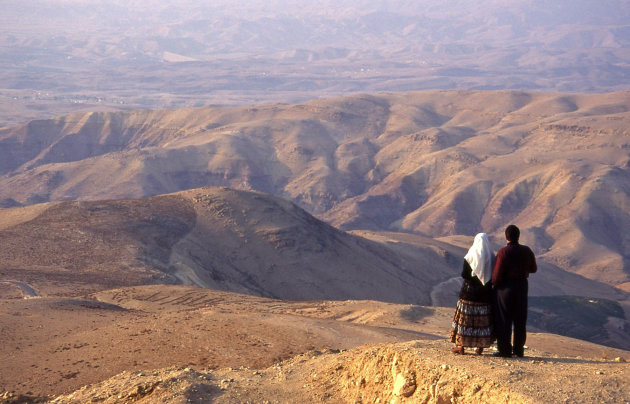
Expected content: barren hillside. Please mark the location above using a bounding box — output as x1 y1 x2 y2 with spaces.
1 186 623 302
1 90 629 291
0 187 460 303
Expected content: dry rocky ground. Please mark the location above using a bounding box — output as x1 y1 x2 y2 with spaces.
0 285 628 403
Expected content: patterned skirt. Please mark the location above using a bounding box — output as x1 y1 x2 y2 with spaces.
450 298 495 348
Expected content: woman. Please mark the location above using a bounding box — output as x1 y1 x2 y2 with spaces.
450 232 495 355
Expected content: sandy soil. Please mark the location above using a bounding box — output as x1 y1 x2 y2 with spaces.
1 285 627 403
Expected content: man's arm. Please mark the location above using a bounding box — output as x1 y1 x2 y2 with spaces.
527 247 537 274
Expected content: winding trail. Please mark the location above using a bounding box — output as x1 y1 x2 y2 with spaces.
0 280 41 298
429 276 462 307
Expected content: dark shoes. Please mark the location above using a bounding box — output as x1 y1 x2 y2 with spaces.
451 347 485 355
491 351 524 358
451 346 465 355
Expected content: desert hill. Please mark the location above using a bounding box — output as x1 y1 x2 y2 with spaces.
1 285 627 403
0 186 623 303
1 90 630 291
0 187 460 303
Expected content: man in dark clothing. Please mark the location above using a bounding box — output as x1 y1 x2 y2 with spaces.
492 224 537 357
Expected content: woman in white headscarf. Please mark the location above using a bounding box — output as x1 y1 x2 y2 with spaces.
450 233 496 355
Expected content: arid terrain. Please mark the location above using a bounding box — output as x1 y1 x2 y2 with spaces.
2 2 630 401
0 186 629 402
0 187 461 303
2 83 630 403
0 187 626 328
1 285 628 403
2 90 630 293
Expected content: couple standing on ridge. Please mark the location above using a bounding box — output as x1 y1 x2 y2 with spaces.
450 225 537 357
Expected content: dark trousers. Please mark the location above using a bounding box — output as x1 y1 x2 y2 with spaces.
493 279 528 356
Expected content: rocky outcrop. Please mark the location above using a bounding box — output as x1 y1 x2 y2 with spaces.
326 345 529 403
43 340 629 403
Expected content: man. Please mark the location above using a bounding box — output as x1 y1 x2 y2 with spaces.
491 224 537 357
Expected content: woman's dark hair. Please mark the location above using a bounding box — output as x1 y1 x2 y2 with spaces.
505 224 520 242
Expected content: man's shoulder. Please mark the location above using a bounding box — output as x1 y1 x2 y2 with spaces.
514 243 536 260
519 244 535 254
497 243 533 255
496 246 509 255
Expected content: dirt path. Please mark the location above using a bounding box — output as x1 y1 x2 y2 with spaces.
0 280 40 298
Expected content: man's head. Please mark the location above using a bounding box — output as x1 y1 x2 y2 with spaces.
505 224 520 243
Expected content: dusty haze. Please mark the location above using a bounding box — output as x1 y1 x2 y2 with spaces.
2 0 630 126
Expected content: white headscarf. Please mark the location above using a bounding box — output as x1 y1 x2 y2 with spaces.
464 233 493 285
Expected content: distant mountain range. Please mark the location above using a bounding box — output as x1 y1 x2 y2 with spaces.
1 90 629 293
1 0 630 126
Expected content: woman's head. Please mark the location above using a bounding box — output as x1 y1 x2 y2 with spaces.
465 232 493 285
470 232 491 250
474 232 490 245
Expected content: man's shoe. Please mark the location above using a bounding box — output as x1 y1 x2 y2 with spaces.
492 351 511 358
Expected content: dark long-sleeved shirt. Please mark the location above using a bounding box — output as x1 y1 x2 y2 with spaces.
459 259 494 302
491 242 537 287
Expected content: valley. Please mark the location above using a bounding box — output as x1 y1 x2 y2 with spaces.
2 0 630 127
